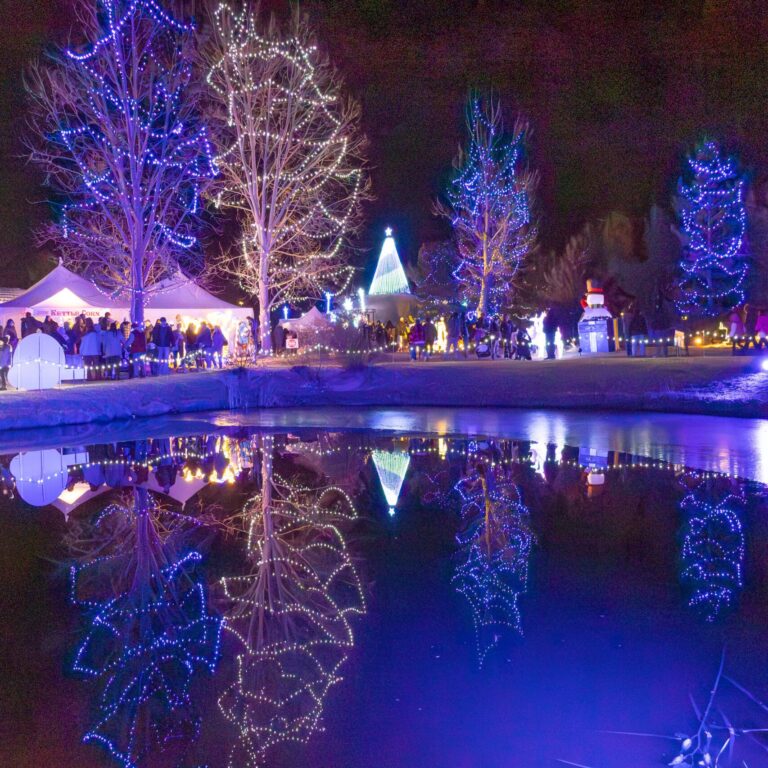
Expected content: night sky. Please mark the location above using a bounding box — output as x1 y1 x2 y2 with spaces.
1 0 768 287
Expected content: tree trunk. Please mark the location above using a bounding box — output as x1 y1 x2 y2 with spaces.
131 259 144 325
258 249 272 353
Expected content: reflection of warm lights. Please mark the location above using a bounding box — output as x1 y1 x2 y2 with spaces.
694 336 703 345
438 438 448 457
57 482 91 506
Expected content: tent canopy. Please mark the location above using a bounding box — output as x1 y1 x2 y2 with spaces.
0 262 108 310
279 306 332 329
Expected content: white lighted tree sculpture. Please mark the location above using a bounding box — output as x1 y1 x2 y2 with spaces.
205 3 368 351
27 0 217 323
218 439 366 765
452 464 534 667
435 97 538 316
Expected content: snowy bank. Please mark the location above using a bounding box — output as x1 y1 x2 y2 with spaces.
0 355 765 433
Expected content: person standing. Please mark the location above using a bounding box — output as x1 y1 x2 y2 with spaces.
197 322 213 368
728 308 746 355
0 335 12 390
629 311 649 357
424 317 437 359
152 317 173 374
127 323 146 378
79 319 102 380
409 318 426 361
446 311 460 357
3 319 18 352
211 325 227 368
543 308 558 360
755 309 768 350
102 322 124 379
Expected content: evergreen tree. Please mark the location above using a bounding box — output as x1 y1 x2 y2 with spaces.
674 140 748 317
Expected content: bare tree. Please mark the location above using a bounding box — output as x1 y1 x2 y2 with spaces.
203 3 369 351
26 0 217 323
435 96 538 317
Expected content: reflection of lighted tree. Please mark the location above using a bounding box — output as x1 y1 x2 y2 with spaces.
452 464 534 667
69 487 222 768
680 487 745 622
218 439 365 766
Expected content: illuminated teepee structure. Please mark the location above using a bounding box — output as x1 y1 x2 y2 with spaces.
371 450 411 515
369 228 410 295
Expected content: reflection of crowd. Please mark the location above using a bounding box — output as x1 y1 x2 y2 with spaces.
0 311 232 384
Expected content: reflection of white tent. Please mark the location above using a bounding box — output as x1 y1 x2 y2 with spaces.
371 450 410 516
10 449 69 507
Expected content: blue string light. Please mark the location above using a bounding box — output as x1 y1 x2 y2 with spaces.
675 140 748 316
442 98 536 315
69 490 222 768
48 0 217 306
680 489 745 621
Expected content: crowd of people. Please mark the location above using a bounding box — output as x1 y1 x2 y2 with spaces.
0 311 231 382
727 307 768 353
345 312 538 361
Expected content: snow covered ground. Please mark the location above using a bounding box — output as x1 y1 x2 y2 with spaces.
0 353 764 433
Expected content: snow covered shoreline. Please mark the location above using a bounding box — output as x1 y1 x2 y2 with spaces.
0 355 765 434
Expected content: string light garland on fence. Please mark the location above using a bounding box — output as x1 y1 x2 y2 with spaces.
675 140 748 316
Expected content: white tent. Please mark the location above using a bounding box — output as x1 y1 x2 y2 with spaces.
0 263 253 346
278 305 332 330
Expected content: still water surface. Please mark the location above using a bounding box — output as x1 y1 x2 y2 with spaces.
1 410 767 768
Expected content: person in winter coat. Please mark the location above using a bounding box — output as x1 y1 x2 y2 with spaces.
127 323 147 378
628 311 649 357
488 315 501 360
543 309 558 360
396 317 409 351
21 312 42 338
152 317 174 375
515 326 532 360
755 310 768 350
728 309 746 355
196 322 213 368
0 335 12 390
79 319 102 380
102 322 124 379
172 324 186 371
211 326 227 368
446 312 461 357
409 319 426 361
3 320 18 351
423 318 437 359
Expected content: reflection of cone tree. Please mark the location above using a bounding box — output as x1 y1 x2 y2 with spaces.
452 466 534 667
218 438 365 766
69 487 222 768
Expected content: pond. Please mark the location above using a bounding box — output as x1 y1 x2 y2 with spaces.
1 408 768 768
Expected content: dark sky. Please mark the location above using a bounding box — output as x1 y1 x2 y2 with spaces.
2 0 768 287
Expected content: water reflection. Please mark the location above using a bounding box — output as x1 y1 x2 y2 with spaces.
679 473 746 621
453 462 534 666
2 425 768 768
217 436 366 767
67 486 222 767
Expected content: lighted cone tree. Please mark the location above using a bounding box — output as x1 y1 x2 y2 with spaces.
452 464 534 667
217 438 366 766
204 3 368 352
68 487 222 768
26 0 217 324
674 140 749 317
435 96 538 317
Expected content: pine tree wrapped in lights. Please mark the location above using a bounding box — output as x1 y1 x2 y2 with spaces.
369 228 411 295
435 97 538 317
452 464 534 667
205 3 368 352
27 0 217 324
218 440 365 766
675 140 748 316
371 448 411 514
69 488 222 768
